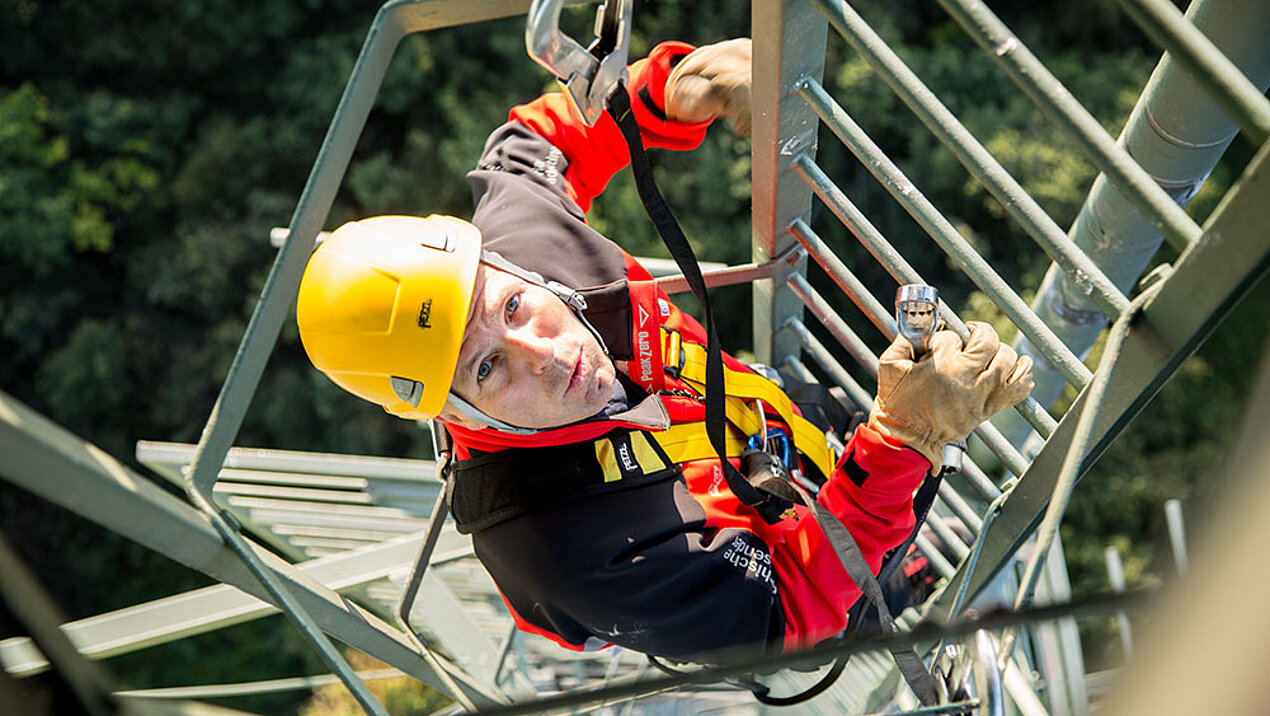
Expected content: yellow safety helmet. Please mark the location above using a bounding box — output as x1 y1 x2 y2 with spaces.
296 214 481 421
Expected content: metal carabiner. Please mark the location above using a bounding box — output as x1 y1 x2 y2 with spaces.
526 0 633 126
747 399 795 476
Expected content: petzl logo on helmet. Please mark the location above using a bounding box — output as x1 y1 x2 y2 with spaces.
417 299 433 329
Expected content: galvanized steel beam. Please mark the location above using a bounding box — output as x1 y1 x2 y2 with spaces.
790 160 1059 438
0 531 475 677
1118 0 1270 145
798 77 1094 390
749 0 825 365
1 530 462 675
931 138 1270 614
935 0 1204 252
0 390 501 708
999 0 1270 446
808 0 1131 320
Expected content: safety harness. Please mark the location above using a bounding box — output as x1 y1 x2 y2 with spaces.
450 81 941 704
448 325 831 535
607 81 941 706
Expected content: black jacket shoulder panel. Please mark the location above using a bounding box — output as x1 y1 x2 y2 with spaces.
467 122 634 359
471 477 785 661
449 430 679 534
468 122 629 293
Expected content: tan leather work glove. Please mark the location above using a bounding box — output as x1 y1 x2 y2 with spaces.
868 322 1034 475
665 38 752 135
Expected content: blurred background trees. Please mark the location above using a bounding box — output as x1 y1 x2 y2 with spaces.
0 0 1264 709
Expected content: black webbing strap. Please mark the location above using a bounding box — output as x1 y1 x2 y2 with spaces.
751 656 849 706
782 478 940 705
606 83 937 705
606 84 789 525
877 472 944 586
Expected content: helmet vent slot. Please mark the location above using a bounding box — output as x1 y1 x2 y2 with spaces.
390 376 424 407
417 229 454 252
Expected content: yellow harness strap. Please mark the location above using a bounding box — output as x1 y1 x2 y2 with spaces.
649 420 750 465
658 327 836 479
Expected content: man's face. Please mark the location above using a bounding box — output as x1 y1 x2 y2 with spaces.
445 263 617 429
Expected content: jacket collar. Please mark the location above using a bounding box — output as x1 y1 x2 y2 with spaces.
445 381 668 455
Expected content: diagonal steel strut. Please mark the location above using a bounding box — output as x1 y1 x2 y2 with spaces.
929 139 1270 616
0 391 501 708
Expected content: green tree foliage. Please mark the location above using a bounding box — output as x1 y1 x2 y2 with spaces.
299 650 451 716
1 0 1264 703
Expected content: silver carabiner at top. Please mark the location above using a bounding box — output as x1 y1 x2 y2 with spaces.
526 0 633 126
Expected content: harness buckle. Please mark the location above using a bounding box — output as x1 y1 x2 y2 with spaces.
747 398 818 503
526 0 633 126
747 399 792 469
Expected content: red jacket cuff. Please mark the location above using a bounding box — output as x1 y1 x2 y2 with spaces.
845 423 933 487
507 41 714 213
628 41 714 150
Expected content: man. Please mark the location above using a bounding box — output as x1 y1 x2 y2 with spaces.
296 39 1033 662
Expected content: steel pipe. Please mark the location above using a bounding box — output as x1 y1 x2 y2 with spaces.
937 488 985 534
999 283 1162 665
916 534 959 579
997 0 1270 446
962 458 1004 502
788 273 880 377
784 318 876 412
934 0 1203 251
798 79 1093 390
792 156 1059 438
1117 0 1270 146
807 0 1130 319
787 280 1034 479
790 219 896 336
927 510 973 561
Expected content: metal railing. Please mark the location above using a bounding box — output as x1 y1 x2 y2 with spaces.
1 0 1267 713
158 1 583 711
747 0 1269 710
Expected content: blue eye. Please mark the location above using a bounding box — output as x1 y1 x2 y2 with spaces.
477 360 492 382
505 293 520 317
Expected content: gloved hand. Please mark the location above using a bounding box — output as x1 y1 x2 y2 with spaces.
665 38 752 135
868 322 1034 474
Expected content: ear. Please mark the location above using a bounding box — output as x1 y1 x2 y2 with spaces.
438 406 485 431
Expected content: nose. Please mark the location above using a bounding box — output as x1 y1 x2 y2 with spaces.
505 325 557 374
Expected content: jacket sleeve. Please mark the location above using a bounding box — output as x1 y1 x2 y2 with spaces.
773 422 932 652
508 40 713 213
818 424 931 584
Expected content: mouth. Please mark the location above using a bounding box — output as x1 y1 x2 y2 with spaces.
565 351 586 396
